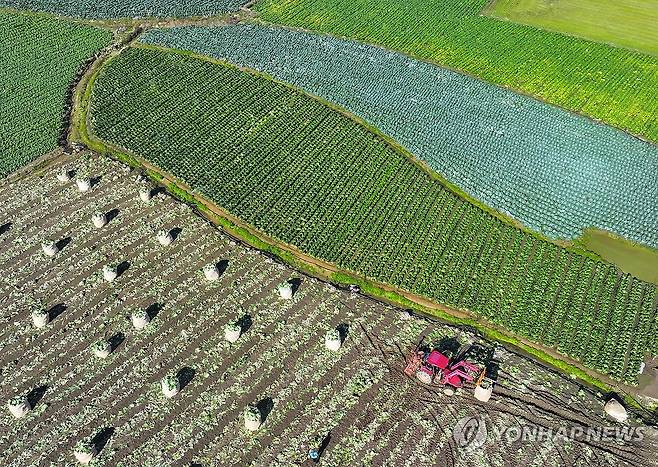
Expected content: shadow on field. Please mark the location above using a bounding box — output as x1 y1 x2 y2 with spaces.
56 237 72 252
289 277 302 294
47 303 67 321
177 367 196 390
106 208 120 224
116 261 130 277
216 259 229 276
108 332 125 352
92 426 115 454
257 397 274 423
145 302 163 321
0 222 11 235
238 314 252 334
170 227 183 241
337 323 349 343
89 175 102 189
27 385 48 409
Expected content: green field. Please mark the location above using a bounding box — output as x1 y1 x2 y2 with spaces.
579 229 658 287
87 45 658 384
489 0 658 57
254 0 658 146
0 10 112 177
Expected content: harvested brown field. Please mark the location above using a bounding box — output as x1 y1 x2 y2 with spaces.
0 153 656 466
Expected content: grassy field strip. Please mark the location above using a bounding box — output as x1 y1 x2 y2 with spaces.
254 0 658 149
141 24 658 249
487 0 658 57
0 11 111 177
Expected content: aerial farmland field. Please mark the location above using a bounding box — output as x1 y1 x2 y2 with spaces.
254 0 658 145
488 0 658 57
0 154 656 466
0 11 111 177
141 24 658 249
2 1 658 465
87 45 658 385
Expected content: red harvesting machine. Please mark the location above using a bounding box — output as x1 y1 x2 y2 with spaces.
404 342 481 396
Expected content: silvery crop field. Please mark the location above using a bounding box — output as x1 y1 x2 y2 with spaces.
1 154 655 466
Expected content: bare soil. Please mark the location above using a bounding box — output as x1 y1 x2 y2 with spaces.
0 153 656 466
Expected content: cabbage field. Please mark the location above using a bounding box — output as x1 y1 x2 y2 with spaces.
87 46 658 384
254 0 658 147
0 0 246 19
141 24 658 249
0 10 111 177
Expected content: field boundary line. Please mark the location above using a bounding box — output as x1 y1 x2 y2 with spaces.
70 40 658 410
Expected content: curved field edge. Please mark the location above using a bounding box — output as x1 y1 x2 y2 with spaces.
139 24 658 255
252 0 658 149
72 46 657 402
483 0 658 58
84 46 658 386
576 229 658 287
126 43 599 260
0 10 113 177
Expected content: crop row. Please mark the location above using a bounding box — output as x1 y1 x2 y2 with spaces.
2 155 654 464
141 24 658 248
254 0 658 149
0 11 111 177
88 47 658 384
0 0 246 19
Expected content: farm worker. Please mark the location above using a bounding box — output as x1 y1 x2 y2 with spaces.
308 448 320 462
308 432 328 463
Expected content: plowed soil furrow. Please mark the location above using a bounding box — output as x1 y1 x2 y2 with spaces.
0 223 206 373
0 209 185 364
206 310 380 464
2 258 269 462
0 176 134 269
114 289 329 465
0 239 227 401
252 314 404 465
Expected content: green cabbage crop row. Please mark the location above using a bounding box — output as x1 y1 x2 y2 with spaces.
141 24 658 249
88 46 658 384
0 11 111 177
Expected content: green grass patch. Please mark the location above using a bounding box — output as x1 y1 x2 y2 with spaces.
488 0 658 57
578 229 658 286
